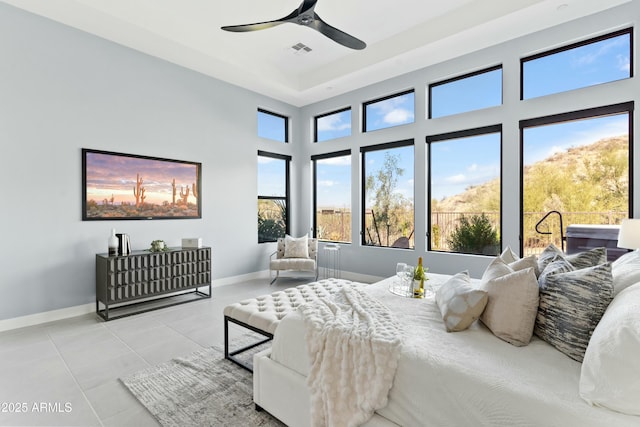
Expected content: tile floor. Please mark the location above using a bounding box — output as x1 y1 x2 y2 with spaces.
0 277 309 427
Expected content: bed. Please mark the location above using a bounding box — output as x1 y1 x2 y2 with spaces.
253 266 640 427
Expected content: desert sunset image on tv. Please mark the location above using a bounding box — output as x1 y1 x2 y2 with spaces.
83 149 201 220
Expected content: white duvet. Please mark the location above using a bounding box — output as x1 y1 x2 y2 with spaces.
270 274 640 427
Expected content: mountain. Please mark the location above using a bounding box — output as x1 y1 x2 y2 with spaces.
434 135 628 213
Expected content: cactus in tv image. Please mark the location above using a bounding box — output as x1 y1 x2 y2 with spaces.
133 173 146 207
192 182 198 199
180 185 190 205
172 178 177 206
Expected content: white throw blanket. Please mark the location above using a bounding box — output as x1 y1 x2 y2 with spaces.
300 285 402 427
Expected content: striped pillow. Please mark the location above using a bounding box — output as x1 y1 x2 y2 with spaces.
534 262 614 362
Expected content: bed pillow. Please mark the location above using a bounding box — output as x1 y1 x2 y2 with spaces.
500 246 518 264
482 256 513 281
478 267 539 346
611 250 640 296
534 262 614 362
284 234 309 258
565 247 607 269
537 258 575 289
537 244 564 274
435 271 488 332
579 282 640 415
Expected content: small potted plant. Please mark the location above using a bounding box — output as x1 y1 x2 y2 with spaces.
149 240 168 252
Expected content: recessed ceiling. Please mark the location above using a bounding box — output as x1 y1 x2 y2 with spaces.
2 0 630 106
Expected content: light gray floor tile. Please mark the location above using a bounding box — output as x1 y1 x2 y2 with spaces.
0 277 278 427
102 404 160 427
69 351 149 390
84 379 142 421
133 332 204 365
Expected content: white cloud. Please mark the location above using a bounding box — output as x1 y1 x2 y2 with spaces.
446 174 467 184
575 37 627 67
618 54 630 73
548 146 566 156
319 156 351 166
384 108 414 125
467 164 478 172
257 156 275 164
317 114 350 132
318 180 337 187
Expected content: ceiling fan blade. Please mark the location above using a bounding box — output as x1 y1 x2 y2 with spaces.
221 8 299 32
310 13 366 50
221 21 285 32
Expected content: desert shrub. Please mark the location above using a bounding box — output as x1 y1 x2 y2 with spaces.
447 213 499 255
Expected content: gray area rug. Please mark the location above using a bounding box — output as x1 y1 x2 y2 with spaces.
121 338 285 427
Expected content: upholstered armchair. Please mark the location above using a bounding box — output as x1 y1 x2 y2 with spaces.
269 235 318 285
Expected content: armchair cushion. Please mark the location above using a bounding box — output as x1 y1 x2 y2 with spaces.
270 258 316 272
284 234 309 259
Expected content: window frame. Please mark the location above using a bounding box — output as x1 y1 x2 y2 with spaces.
518 101 635 255
426 124 503 255
428 65 503 119
520 28 633 100
312 149 352 243
360 139 415 248
257 108 289 143
257 150 291 243
314 107 352 143
362 89 415 133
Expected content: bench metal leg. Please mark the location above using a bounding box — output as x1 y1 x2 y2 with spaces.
224 315 273 372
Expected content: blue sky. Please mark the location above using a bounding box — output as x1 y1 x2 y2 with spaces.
258 32 630 206
430 133 501 201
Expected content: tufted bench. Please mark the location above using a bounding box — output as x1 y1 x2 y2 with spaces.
223 278 359 371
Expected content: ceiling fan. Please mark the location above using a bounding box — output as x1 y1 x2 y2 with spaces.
221 0 366 50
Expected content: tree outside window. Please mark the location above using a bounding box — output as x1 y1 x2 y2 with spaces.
361 141 415 248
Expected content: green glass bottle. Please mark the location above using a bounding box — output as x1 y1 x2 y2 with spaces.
413 257 425 298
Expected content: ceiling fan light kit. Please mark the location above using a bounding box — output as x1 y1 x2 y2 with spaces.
221 0 366 50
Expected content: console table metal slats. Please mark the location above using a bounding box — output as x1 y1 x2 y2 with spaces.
95 247 211 321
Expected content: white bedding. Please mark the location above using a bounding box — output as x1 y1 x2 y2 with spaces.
271 274 640 427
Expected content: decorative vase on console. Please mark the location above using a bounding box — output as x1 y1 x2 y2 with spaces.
108 229 119 256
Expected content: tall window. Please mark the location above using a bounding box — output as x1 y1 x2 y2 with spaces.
257 151 290 243
521 103 632 255
521 28 632 100
429 66 502 118
428 126 502 255
312 150 352 243
361 140 415 248
315 108 352 142
258 109 288 142
363 90 415 132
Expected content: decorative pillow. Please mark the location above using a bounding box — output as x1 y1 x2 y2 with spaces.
478 267 540 346
284 234 309 259
482 256 513 281
537 244 564 274
534 262 614 362
580 282 640 415
500 246 538 275
435 271 488 332
537 258 575 289
509 255 538 273
565 247 607 270
537 244 607 274
500 246 518 264
611 250 640 296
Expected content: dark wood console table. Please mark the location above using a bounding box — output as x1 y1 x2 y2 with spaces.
95 247 211 321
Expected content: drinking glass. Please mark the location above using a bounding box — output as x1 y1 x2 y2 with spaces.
396 262 407 284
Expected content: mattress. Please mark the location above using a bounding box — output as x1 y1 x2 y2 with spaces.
270 274 640 427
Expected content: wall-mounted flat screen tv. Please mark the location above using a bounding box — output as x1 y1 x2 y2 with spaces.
82 148 202 220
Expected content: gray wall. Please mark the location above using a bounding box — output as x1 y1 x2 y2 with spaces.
1 2 638 321
0 3 298 320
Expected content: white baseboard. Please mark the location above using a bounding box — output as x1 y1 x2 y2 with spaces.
0 270 385 332
0 303 95 333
